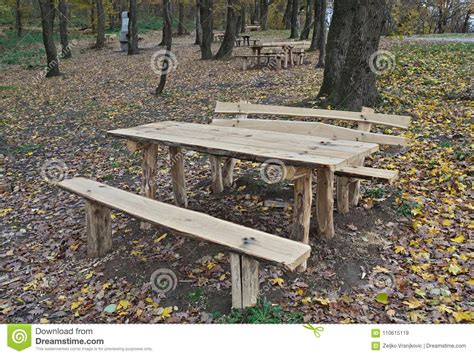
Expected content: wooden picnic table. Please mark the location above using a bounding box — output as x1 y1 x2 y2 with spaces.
250 41 309 67
108 121 379 262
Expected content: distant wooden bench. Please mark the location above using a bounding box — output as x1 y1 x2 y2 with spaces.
58 178 310 309
213 101 410 213
234 53 284 71
246 25 261 31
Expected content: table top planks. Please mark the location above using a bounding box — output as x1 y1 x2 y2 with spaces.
108 121 379 170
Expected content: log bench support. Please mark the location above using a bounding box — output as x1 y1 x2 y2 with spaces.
85 200 112 257
316 167 335 238
170 146 188 208
230 253 259 309
336 107 374 213
291 167 312 272
141 143 158 229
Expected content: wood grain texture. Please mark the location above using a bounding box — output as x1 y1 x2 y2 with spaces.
316 168 335 239
169 146 188 208
141 144 157 229
210 155 224 193
85 199 112 257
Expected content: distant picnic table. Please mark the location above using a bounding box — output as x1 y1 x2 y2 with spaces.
108 121 379 249
249 41 310 68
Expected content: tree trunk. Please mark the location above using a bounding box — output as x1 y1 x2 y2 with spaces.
160 0 172 45
194 0 202 45
259 0 269 30
128 0 139 54
215 0 239 59
251 0 259 24
199 0 213 60
300 0 314 40
316 0 326 68
58 0 71 58
155 0 172 95
323 0 388 110
90 2 97 32
289 0 300 38
178 2 187 35
96 0 106 47
318 0 354 96
309 0 319 50
15 0 22 37
283 0 292 30
38 0 60 77
240 6 246 32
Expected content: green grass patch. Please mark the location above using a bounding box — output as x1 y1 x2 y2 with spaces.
221 299 303 324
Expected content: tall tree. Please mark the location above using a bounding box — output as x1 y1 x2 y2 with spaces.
240 6 246 32
319 0 389 109
215 0 239 59
128 0 139 54
156 0 173 95
199 0 213 59
96 0 106 47
38 0 60 77
259 0 269 30
283 0 292 29
58 0 72 58
194 0 202 45
300 0 314 40
15 0 22 37
289 0 300 38
177 2 188 35
160 0 172 45
315 0 326 67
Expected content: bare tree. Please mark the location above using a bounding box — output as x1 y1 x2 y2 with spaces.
38 0 60 77
199 0 213 59
95 0 106 47
300 0 314 40
215 0 239 59
156 0 173 95
128 0 139 54
58 0 72 58
194 0 202 45
15 0 22 37
289 0 300 38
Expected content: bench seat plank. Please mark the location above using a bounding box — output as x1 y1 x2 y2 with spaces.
211 118 407 146
58 178 310 271
335 166 399 183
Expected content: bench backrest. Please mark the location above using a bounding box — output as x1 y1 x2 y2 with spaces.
215 101 411 129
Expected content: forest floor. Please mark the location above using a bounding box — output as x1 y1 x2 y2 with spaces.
0 30 472 324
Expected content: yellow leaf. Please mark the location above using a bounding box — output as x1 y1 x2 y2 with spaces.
450 235 465 243
301 297 311 305
102 282 111 290
206 261 216 270
448 263 462 275
130 250 141 256
39 318 49 324
161 306 173 319
85 272 94 279
403 298 423 309
71 301 81 310
296 288 304 296
442 219 452 226
314 297 331 306
0 208 13 217
117 300 130 310
394 245 406 254
453 311 472 322
270 277 284 287
154 233 167 243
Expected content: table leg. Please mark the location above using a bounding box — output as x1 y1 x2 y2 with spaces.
141 144 158 229
210 155 224 193
291 167 312 272
316 167 335 238
336 176 350 214
257 48 261 66
169 146 188 208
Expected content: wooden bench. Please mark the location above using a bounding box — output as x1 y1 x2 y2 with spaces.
213 101 410 213
234 54 284 71
293 48 306 65
58 177 310 309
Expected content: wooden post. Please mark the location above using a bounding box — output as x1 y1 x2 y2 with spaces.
85 200 112 257
170 146 188 208
141 143 158 229
230 253 259 309
316 167 335 238
348 107 374 206
336 176 350 214
291 167 312 272
210 155 224 193
222 157 236 187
